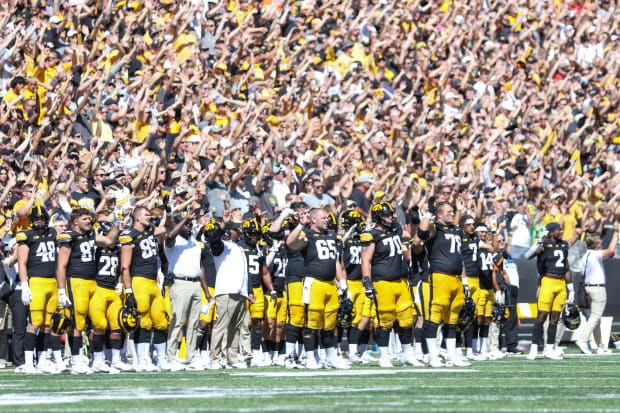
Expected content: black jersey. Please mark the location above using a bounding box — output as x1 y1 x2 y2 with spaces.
537 238 569 276
96 245 119 289
478 247 496 290
238 239 265 288
268 245 287 295
16 228 57 278
201 241 217 289
284 244 305 284
57 230 97 280
343 235 362 281
413 243 430 284
119 225 159 280
426 221 463 276
360 226 405 282
300 227 339 282
461 233 481 277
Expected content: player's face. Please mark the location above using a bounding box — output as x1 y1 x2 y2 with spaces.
136 209 151 226
76 215 93 232
551 228 563 240
296 208 310 225
439 206 455 224
313 210 329 232
462 223 474 235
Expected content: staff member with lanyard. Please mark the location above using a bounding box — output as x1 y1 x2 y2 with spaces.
575 223 618 355
164 212 209 370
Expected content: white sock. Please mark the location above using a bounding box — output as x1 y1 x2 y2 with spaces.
466 347 473 357
37 351 45 363
349 343 358 356
137 342 150 362
481 338 488 354
53 350 63 364
285 342 296 356
414 342 424 357
379 346 390 359
426 338 438 360
128 339 137 363
544 344 554 352
252 349 261 360
70 355 79 365
112 349 121 364
25 350 34 366
529 344 538 355
318 347 326 361
154 343 166 363
446 338 456 361
94 352 104 363
326 346 337 360
402 343 413 355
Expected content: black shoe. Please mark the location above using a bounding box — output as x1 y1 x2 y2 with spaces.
506 348 522 355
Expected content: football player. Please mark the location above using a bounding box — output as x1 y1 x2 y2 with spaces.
360 202 421 367
525 222 572 360
287 208 350 369
120 205 172 371
475 226 500 359
418 202 470 367
56 208 120 374
268 202 308 368
238 218 271 366
339 210 366 363
17 206 62 374
88 219 130 373
263 227 288 366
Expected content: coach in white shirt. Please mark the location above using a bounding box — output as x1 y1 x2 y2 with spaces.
164 214 209 370
204 221 254 369
575 224 618 355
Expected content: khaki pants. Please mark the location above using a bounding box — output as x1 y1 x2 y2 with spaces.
166 280 203 363
211 294 248 365
577 286 607 348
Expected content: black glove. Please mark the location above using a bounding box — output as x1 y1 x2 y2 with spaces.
363 277 376 299
163 195 171 214
125 293 137 310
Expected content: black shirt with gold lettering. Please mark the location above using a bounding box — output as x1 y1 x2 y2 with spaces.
343 235 362 281
360 226 405 282
239 239 265 288
461 233 481 278
426 221 463 276
16 228 58 278
301 228 339 282
57 230 97 280
119 225 159 280
538 238 569 276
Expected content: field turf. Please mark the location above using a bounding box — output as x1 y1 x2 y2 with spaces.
2 353 620 412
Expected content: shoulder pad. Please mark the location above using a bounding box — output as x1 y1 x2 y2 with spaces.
56 232 73 244
119 231 134 245
360 232 374 243
16 231 28 243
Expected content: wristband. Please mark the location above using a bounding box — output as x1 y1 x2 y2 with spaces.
339 279 347 290
461 277 469 287
567 283 574 292
125 288 133 294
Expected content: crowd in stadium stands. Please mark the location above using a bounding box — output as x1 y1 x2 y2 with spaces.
0 0 618 372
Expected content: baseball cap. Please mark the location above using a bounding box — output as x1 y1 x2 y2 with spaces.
357 174 374 184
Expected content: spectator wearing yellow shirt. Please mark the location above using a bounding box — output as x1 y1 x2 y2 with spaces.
2 76 25 108
12 183 43 232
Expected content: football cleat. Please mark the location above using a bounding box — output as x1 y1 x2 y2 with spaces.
305 357 321 370
348 352 363 364
429 358 445 368
37 358 58 374
91 359 112 373
452 358 472 367
360 352 377 363
326 357 351 369
70 362 93 375
208 362 225 370
111 361 133 372
156 359 172 372
20 364 37 374
378 357 393 368
445 360 454 367
137 360 158 372
230 361 248 369
470 353 487 361
184 360 200 371
597 348 613 355
543 346 563 360
275 354 286 366
401 352 424 367
284 354 300 369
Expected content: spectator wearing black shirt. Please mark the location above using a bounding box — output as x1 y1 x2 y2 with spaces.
349 174 373 218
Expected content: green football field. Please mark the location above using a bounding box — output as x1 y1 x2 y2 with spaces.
2 353 620 412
